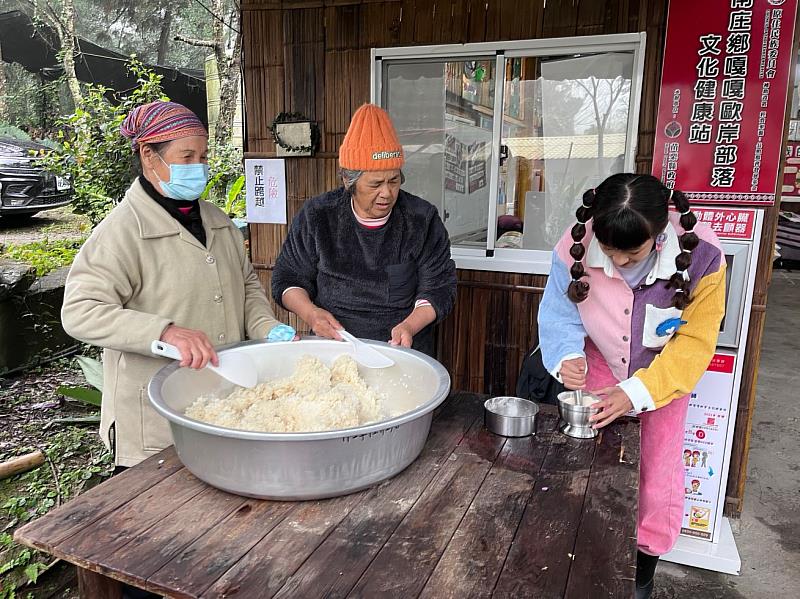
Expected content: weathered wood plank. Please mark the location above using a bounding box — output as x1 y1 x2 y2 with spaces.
15 398 641 599
14 450 183 550
147 500 296 598
203 492 365 598
270 396 485 598
493 428 597 598
204 394 470 598
344 413 507 596
346 451 494 597
418 411 558 598
564 418 641 599
89 486 249 590
326 3 361 51
56 468 208 563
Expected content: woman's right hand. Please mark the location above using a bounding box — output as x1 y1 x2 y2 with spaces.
560 357 587 390
160 325 218 369
306 307 344 340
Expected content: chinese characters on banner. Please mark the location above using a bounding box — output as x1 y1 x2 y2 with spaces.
652 0 798 204
681 354 736 540
693 207 757 239
245 159 287 224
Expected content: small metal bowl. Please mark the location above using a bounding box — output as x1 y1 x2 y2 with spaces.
484 396 538 437
557 391 601 439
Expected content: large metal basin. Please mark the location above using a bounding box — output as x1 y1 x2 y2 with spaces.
148 338 451 500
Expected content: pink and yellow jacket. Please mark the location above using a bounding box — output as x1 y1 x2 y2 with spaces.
538 214 726 412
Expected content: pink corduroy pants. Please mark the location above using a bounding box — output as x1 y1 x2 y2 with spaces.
585 341 688 556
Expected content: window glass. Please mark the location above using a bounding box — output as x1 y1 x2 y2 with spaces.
384 59 495 247
379 43 642 268
497 52 634 251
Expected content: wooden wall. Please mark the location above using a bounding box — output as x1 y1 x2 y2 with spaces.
240 0 775 518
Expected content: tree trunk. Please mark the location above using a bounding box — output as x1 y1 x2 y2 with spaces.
174 0 241 147
0 43 8 123
157 5 173 65
211 1 241 147
60 0 83 108
214 31 241 147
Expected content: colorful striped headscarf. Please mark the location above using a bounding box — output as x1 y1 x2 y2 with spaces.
120 101 207 151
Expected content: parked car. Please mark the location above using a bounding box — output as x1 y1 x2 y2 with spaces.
0 137 73 220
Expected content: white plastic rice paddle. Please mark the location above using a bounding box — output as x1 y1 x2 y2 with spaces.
150 340 258 388
338 330 395 369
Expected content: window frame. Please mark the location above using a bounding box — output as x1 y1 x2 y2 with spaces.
371 32 647 275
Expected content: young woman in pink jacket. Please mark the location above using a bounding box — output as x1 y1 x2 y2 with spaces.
538 173 726 599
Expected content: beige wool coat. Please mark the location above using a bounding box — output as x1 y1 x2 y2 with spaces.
62 178 281 466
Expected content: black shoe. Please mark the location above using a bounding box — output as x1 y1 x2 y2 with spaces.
635 577 654 599
635 550 659 599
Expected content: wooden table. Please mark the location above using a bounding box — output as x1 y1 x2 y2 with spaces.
15 393 641 598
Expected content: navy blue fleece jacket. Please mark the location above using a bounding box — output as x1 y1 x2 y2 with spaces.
271 187 456 355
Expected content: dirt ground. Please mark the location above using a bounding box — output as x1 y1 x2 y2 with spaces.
0 208 89 246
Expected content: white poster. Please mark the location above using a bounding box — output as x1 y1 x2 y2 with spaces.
245 159 286 224
680 353 737 541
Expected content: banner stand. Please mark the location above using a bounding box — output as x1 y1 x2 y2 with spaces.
664 517 741 575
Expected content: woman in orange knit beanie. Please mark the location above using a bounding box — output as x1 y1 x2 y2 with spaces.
272 103 457 356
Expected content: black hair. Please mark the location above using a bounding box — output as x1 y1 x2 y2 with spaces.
567 173 698 309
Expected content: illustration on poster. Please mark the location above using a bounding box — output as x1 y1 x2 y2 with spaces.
684 446 714 473
689 506 711 531
686 480 702 495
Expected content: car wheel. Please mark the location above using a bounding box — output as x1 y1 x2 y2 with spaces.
1 212 39 224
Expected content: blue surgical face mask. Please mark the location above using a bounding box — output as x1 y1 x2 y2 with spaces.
154 153 209 201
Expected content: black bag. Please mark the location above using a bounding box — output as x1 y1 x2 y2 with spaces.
516 346 565 406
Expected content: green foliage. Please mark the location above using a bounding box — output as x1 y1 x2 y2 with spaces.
40 59 244 227
56 386 101 406
203 143 246 218
0 63 64 135
0 125 31 141
1 238 85 277
41 59 167 226
0 429 113 598
74 356 103 391
31 138 62 152
56 355 104 406
224 175 246 217
74 0 213 69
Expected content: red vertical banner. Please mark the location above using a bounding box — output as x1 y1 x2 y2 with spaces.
652 0 799 205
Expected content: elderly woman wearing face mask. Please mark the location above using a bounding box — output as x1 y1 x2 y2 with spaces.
61 101 293 468
272 104 457 357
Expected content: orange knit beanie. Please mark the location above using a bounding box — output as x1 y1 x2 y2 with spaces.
339 104 405 171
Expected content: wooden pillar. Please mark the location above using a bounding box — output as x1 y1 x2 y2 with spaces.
77 568 123 599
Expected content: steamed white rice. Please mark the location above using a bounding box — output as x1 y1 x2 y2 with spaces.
184 355 390 433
